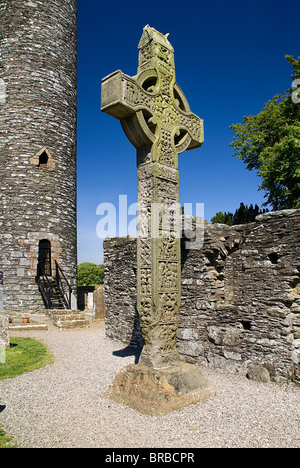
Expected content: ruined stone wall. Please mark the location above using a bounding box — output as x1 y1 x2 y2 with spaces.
104 209 300 385
104 237 143 346
0 0 77 313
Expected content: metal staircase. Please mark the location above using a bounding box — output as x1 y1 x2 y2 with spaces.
37 261 72 310
37 261 89 329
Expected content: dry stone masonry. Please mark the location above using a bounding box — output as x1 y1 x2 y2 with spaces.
104 209 300 385
0 0 78 314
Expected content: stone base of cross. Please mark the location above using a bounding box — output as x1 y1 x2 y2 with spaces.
105 361 215 417
102 25 215 413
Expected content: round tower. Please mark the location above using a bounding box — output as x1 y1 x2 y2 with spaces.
0 0 77 313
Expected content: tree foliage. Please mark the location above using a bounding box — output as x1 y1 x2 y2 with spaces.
230 55 300 210
211 203 268 226
77 263 104 286
211 211 233 226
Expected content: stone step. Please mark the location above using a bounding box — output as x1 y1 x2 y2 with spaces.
50 309 79 316
9 323 48 331
52 313 86 321
50 309 90 329
53 318 90 329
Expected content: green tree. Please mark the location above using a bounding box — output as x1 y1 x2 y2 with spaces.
211 203 268 225
230 55 300 210
211 211 233 225
77 263 104 286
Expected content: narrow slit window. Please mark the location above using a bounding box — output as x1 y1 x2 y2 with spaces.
241 320 252 330
30 147 55 169
268 253 278 265
38 150 49 168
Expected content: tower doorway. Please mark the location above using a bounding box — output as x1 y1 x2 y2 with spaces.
38 240 52 276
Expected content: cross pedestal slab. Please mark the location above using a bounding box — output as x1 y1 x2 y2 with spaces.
105 362 215 417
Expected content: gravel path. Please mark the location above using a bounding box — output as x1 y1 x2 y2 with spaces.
0 320 299 448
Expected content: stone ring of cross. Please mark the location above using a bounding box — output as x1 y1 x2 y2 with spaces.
101 31 203 159
136 68 193 151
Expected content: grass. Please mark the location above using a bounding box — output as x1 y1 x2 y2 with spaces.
0 337 54 381
0 338 54 448
0 427 18 449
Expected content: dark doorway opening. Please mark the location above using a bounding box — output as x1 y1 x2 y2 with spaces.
38 240 52 276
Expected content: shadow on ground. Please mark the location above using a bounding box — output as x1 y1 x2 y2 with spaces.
112 345 142 365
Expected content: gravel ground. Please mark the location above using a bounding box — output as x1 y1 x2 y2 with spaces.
0 320 299 448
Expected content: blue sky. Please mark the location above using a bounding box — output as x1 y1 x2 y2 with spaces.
77 0 299 264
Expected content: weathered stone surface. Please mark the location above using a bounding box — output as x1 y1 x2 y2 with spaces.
51 310 89 329
94 286 105 321
207 326 243 346
0 314 9 362
247 364 271 383
102 25 204 369
104 209 300 385
0 0 78 314
102 26 215 414
105 362 215 416
104 237 142 347
0 314 10 347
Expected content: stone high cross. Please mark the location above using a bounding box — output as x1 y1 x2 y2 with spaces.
101 25 204 368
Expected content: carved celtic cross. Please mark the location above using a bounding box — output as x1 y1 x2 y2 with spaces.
101 25 204 368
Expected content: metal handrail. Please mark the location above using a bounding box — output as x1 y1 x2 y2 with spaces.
37 263 53 309
37 262 72 310
55 261 72 309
